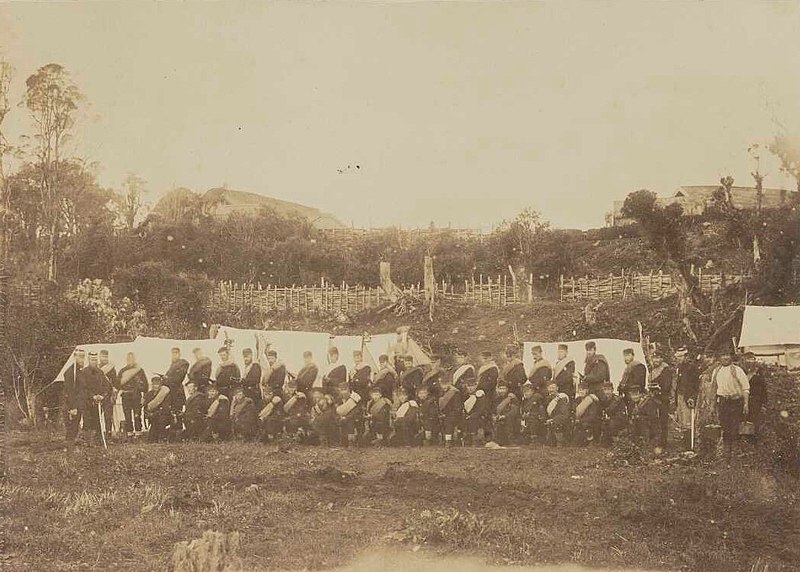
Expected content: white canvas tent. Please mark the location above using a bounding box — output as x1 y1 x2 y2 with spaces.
738 305 800 369
522 338 648 390
365 332 432 367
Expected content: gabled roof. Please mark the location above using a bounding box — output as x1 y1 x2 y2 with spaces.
674 185 795 210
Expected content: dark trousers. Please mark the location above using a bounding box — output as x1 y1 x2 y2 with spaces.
64 410 82 442
147 413 170 443
202 418 232 442
102 398 114 433
183 416 206 441
658 404 670 447
82 401 103 442
121 391 142 434
442 414 462 437
601 417 628 447
748 398 764 435
545 422 568 446
718 397 743 445
573 420 601 446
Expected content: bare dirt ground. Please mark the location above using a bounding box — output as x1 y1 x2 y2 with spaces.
3 430 798 572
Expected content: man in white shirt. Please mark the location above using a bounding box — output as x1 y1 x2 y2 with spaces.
712 351 749 461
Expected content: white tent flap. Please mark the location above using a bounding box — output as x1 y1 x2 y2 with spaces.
738 305 800 349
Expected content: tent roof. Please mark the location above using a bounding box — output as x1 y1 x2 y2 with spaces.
738 305 800 349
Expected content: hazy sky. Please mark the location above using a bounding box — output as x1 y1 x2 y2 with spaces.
2 2 800 230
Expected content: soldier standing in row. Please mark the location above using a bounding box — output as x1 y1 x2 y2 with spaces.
63 349 86 445
188 347 213 393
648 353 674 447
451 349 475 393
82 351 111 445
98 350 117 437
552 344 576 400
349 350 372 401
165 347 190 435
527 345 552 394
373 354 396 400
241 348 262 409
117 352 148 438
618 348 647 411
295 351 319 396
214 346 241 400
674 347 700 448
500 344 526 398
322 346 347 396
583 341 610 396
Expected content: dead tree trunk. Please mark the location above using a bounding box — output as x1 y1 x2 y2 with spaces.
379 261 402 303
424 255 436 321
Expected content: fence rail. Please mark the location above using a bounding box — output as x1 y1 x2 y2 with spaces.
207 275 520 316
559 269 751 302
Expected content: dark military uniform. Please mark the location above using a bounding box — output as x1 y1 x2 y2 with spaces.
399 366 424 401
366 396 392 439
349 364 372 401
183 392 209 440
500 359 527 399
477 363 500 400
295 363 319 396
241 362 263 409
584 354 610 396
373 367 396 400
552 358 576 400
188 357 213 393
232 395 258 441
283 392 310 438
439 386 464 443
392 399 420 446
600 394 629 446
214 362 241 400
63 364 85 442
258 396 285 442
527 360 553 395
419 394 441 442
521 391 547 444
574 393 602 446
202 394 232 441
117 364 147 435
493 393 521 446
463 390 490 445
143 385 172 443
323 363 347 397
82 365 110 443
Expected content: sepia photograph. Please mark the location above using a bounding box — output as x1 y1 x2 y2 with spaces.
1 2 799 571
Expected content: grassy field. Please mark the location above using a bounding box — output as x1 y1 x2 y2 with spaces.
2 430 798 572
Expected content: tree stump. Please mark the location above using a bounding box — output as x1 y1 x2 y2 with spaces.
172 530 242 572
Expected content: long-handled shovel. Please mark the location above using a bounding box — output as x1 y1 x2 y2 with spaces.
98 402 108 450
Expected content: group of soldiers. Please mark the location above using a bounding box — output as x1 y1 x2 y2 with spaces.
62 338 766 459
